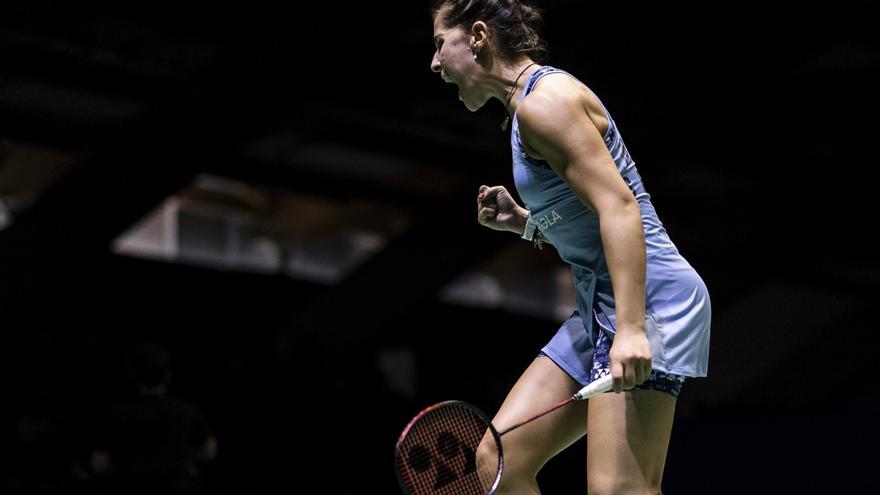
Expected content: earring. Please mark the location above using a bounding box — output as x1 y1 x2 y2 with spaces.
472 45 480 60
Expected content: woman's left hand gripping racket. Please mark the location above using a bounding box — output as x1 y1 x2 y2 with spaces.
394 374 612 494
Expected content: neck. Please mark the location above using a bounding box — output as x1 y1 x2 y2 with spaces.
502 60 538 115
496 60 538 131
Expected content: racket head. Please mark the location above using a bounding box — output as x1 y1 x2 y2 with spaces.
395 400 502 495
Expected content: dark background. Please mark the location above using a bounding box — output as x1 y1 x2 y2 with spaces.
1 1 877 493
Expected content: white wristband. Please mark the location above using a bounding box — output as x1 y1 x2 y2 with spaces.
521 214 538 241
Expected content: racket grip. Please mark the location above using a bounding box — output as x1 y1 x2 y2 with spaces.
572 374 613 400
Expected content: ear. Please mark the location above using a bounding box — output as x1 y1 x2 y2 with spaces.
470 20 489 52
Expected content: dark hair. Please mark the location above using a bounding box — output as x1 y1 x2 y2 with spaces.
130 343 172 387
433 0 549 64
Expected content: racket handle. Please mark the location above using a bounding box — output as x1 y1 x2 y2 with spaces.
572 374 613 400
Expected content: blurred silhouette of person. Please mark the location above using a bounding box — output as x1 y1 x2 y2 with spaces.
89 343 217 494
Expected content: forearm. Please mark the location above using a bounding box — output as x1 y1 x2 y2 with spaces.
599 201 646 334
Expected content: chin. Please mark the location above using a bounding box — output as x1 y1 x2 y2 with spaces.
460 95 485 112
463 101 480 112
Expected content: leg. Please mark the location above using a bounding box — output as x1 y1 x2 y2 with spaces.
586 390 676 495
477 355 588 495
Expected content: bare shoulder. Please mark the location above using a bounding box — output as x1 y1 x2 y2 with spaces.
520 72 609 138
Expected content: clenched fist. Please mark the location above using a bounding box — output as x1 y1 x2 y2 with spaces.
477 185 528 234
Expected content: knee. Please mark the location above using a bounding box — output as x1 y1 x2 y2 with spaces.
474 436 501 488
475 436 540 493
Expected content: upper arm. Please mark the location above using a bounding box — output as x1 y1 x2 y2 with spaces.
517 83 635 214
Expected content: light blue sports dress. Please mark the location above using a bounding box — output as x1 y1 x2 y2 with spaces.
512 66 711 385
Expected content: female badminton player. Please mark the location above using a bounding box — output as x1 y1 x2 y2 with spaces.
429 1 711 493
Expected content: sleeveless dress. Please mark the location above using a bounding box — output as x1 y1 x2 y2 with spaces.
511 66 711 384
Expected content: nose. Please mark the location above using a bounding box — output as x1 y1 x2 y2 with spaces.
430 52 441 73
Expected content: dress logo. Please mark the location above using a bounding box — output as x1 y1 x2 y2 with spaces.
537 210 563 230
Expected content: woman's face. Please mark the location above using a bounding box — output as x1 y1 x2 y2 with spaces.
431 15 486 111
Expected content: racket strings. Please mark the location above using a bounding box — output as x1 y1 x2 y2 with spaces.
397 402 500 494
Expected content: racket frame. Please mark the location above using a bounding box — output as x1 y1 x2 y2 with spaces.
394 400 503 495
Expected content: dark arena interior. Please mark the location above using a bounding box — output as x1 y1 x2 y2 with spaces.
1 1 877 493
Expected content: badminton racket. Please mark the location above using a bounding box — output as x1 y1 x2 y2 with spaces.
394 374 612 494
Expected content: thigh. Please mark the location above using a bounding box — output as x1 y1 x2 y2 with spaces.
586 390 676 494
491 355 588 476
